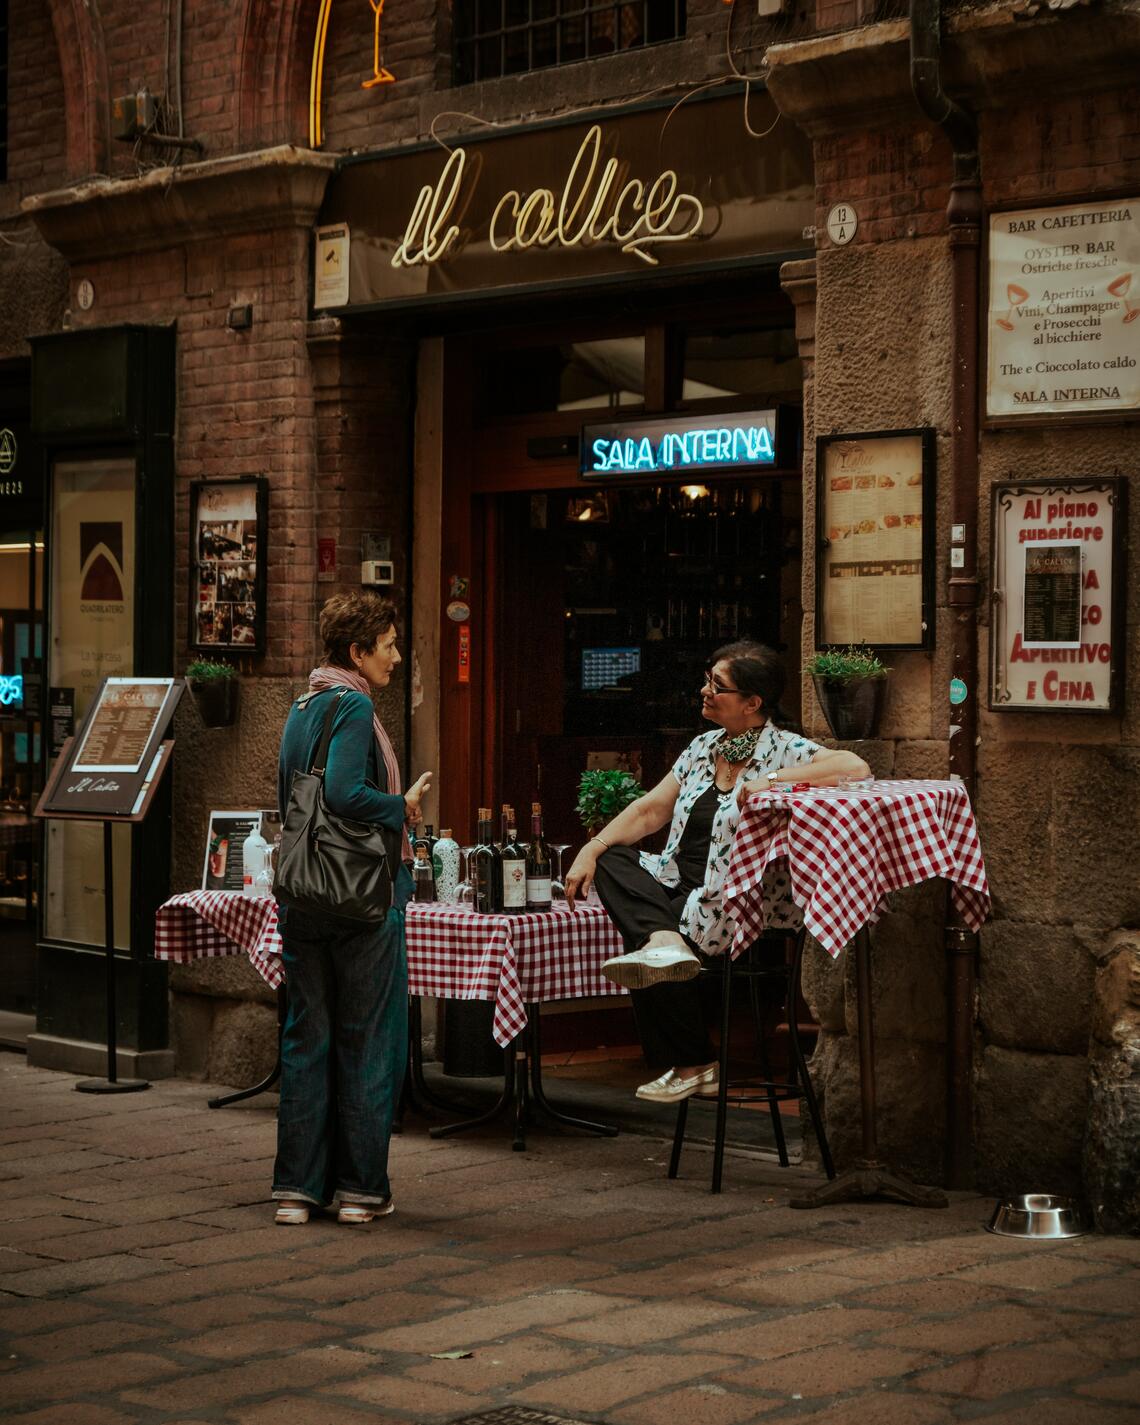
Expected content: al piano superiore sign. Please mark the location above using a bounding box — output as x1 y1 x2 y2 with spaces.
986 196 1140 421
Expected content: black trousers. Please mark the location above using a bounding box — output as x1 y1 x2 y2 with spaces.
592 846 715 1072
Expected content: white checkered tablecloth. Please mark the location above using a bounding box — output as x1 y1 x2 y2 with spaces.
154 892 625 1047
723 779 991 960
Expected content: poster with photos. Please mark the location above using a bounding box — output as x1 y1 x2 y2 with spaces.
189 478 267 653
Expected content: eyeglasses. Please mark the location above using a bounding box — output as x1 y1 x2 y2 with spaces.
702 669 742 696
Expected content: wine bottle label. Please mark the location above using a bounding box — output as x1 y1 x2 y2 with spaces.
502 862 526 907
526 877 552 906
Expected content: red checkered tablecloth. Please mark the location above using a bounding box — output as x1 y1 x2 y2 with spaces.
154 892 625 1046
723 779 990 959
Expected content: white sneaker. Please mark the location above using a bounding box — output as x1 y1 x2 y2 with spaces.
601 945 700 990
636 1065 719 1103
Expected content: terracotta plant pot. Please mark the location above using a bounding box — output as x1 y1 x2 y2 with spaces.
191 678 238 729
811 673 887 741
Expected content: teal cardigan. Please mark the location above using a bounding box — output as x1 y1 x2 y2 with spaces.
278 688 413 911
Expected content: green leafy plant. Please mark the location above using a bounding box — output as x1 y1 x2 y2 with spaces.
575 769 644 833
186 658 238 683
805 646 889 681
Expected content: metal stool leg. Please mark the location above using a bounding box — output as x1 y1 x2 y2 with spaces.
208 984 285 1108
669 1098 688 1178
749 972 790 1168
711 949 734 1194
787 929 835 1180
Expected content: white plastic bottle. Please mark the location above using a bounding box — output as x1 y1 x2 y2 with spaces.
242 825 269 898
433 828 460 904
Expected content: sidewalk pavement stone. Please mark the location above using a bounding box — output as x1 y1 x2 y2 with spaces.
2 1057 1139 1425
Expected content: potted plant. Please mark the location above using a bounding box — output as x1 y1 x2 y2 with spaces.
575 768 645 837
186 657 239 728
806 645 890 740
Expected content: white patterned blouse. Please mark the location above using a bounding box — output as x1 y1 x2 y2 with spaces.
637 722 823 955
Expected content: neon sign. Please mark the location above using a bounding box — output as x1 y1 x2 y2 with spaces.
0 675 23 707
580 411 779 479
392 125 705 271
310 0 396 149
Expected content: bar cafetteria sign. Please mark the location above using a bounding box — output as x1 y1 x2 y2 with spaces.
315 94 814 310
987 196 1140 419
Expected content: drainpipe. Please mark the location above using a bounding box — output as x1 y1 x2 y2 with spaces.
910 0 981 1191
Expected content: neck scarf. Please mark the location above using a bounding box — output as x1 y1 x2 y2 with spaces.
308 664 412 860
718 723 765 765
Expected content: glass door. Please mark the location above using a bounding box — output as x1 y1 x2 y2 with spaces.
0 527 44 1013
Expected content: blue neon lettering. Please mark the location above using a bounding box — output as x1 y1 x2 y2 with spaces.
589 424 775 473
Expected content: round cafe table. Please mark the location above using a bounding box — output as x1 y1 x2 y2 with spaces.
724 778 991 1209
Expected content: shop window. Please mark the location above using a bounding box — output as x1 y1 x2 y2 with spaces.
0 0 8 183
453 1 685 86
478 336 646 417
681 326 802 404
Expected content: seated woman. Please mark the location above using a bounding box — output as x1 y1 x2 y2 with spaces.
563 641 870 1105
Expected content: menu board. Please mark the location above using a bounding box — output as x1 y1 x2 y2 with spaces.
817 430 934 650
35 678 183 819
987 196 1140 419
189 478 267 652
990 479 1124 712
201 810 276 891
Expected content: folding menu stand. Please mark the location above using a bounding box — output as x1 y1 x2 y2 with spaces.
35 677 184 1095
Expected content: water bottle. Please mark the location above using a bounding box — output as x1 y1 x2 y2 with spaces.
242 825 269 899
433 828 460 903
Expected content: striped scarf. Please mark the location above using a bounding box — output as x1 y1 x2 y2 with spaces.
307 664 412 861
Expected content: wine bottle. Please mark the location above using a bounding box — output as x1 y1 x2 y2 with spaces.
501 822 527 914
525 801 552 911
472 808 502 913
498 803 512 851
412 844 436 902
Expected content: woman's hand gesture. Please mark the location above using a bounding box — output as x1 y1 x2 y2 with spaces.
404 771 432 826
563 844 599 912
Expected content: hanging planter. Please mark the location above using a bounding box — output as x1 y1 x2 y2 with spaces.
186 658 239 728
806 647 890 741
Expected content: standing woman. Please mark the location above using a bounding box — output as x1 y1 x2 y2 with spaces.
564 641 869 1104
272 593 431 1225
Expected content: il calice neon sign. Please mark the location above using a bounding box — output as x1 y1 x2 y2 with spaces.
581 411 780 479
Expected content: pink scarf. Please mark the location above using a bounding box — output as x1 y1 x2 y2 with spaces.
308 665 412 860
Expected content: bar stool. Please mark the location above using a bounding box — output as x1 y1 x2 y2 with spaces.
669 928 836 1193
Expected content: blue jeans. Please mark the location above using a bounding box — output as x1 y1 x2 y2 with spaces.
272 905 408 1207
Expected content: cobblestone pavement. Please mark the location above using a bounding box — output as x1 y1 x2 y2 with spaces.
1 1056 1137 1425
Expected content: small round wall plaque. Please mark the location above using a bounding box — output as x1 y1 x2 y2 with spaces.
949 677 968 706
446 599 471 623
76 278 96 310
826 205 857 246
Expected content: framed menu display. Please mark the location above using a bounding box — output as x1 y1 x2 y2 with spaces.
35 677 183 820
990 478 1126 713
816 429 935 650
189 478 267 653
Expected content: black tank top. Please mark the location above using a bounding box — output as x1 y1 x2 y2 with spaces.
675 783 734 890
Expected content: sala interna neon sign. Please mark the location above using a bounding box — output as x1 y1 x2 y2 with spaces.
581 411 778 479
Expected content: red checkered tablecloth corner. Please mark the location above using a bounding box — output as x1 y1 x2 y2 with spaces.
154 892 625 1046
723 779 990 959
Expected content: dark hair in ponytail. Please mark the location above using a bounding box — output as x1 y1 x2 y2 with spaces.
711 641 797 730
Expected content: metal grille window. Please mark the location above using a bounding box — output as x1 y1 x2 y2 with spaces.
0 0 8 182
453 2 686 87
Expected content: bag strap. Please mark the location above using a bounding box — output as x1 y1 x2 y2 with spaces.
310 689 346 778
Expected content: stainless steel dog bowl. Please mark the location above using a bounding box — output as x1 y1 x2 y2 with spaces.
987 1193 1090 1239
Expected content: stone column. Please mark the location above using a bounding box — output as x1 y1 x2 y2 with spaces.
1084 930 1140 1233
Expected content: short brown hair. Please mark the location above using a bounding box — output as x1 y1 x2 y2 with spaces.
319 592 397 669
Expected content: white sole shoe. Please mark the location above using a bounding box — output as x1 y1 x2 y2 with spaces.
337 1200 395 1224
636 1066 719 1103
274 1203 310 1226
601 945 701 990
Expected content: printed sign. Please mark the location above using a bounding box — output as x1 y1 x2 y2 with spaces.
990 479 1124 712
201 810 275 892
314 224 351 309
987 197 1140 418
190 478 267 652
